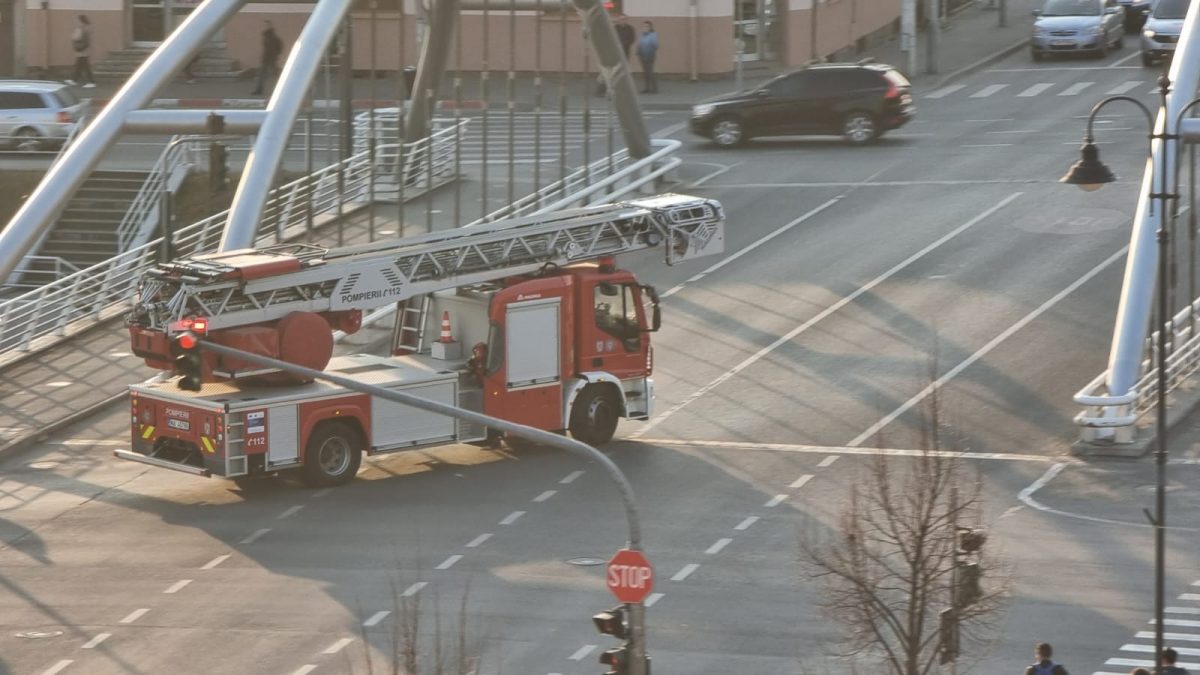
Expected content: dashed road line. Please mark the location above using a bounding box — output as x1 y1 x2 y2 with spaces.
241 528 271 544
644 592 664 607
402 581 427 597
81 633 110 649
466 533 493 548
1059 81 1095 96
789 474 813 489
436 555 463 570
734 516 759 531
569 645 597 660
323 638 354 654
560 470 584 484
1107 80 1142 95
533 490 557 502
671 563 699 582
292 666 318 675
818 455 838 468
926 84 966 99
500 510 525 525
764 494 787 508
120 608 150 624
1017 83 1053 97
970 84 1009 98
312 488 332 498
364 610 391 627
641 439 1067 463
705 538 732 555
278 505 305 519
201 554 231 569
164 579 192 594
40 661 73 675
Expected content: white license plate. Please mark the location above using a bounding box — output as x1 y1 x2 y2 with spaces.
167 418 190 431
1053 40 1074 46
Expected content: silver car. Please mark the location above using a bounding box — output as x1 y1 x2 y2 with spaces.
1032 0 1126 60
1141 0 1191 66
0 81 89 152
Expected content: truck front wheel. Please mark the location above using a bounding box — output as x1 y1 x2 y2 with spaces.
302 422 363 487
569 385 620 446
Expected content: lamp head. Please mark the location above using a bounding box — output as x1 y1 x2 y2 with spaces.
1061 140 1116 192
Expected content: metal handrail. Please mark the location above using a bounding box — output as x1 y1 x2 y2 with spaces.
115 135 199 251
0 120 467 368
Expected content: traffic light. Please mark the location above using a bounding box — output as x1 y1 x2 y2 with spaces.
938 607 959 664
957 528 987 554
170 330 203 391
593 607 628 639
956 561 983 607
599 646 629 675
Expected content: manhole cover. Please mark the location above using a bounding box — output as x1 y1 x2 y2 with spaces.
566 557 605 567
15 630 63 639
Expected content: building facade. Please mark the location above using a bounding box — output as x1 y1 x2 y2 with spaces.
14 0 900 79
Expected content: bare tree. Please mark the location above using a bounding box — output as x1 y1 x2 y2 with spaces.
799 383 1010 675
355 578 488 675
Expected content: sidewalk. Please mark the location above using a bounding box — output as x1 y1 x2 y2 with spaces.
75 1 1033 114
0 1 1035 462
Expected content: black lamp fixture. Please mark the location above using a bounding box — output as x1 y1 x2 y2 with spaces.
1060 139 1118 192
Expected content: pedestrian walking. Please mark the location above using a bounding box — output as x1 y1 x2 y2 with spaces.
250 20 283 96
67 15 95 89
1128 669 1150 675
636 20 658 94
1163 647 1191 675
1024 642 1068 675
594 14 638 97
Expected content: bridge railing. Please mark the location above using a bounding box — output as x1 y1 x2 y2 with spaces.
0 120 468 368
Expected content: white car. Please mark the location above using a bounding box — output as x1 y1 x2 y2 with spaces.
1141 0 1190 66
0 81 89 152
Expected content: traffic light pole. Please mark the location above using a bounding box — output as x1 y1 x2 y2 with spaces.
196 340 650 675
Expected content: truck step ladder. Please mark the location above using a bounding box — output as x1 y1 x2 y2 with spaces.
391 294 431 355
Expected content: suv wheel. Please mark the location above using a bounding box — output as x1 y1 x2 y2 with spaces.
14 128 44 152
710 116 745 147
842 112 877 145
1142 52 1155 67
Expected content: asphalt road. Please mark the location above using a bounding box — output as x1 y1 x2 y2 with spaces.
3 45 1200 675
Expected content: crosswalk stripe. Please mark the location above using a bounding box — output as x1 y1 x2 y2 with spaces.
971 84 1009 98
926 84 966 99
1107 81 1143 95
1059 82 1095 96
1018 83 1054 97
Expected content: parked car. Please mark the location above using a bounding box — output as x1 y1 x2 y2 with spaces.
1031 0 1126 60
1141 0 1191 66
1117 0 1152 30
0 81 89 152
688 61 915 147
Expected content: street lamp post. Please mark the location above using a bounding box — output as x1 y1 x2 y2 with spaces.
1061 74 1193 674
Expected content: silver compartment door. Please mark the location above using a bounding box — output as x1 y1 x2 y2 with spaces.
372 381 458 449
505 300 561 388
267 405 299 465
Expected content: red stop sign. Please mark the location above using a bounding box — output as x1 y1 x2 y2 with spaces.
607 548 654 603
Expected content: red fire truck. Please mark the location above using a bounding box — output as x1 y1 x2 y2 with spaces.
117 194 724 486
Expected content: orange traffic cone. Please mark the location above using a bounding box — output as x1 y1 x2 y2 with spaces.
438 311 453 343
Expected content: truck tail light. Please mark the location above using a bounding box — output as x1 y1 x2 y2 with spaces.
646 345 653 373
141 405 153 424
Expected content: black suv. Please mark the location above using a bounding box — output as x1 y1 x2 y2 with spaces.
689 61 915 147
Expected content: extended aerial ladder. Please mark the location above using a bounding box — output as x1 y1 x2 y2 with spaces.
128 194 725 373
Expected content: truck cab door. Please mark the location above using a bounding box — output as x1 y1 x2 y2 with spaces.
579 281 650 379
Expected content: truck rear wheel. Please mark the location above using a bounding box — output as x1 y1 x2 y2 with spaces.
302 422 363 487
569 385 619 446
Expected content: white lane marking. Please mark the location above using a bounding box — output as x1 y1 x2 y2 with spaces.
1106 81 1143 95
560 470 584 484
120 608 150 624
1166 606 1200 614
641 439 1062 463
364 610 391 627
533 490 557 502
1106 659 1156 668
818 455 838 468
1155 618 1200 627
164 579 192 594
465 533 493 548
985 129 1037 134
500 510 525 525
926 84 966 99
278 505 304 519
569 645 597 661
1059 82 1095 96
40 661 73 675
970 84 1009 98
51 439 125 446
202 554 230 569
323 638 354 654
688 161 745 188
644 592 665 607
705 538 732 555
292 667 318 675
1135 630 1200 640
1110 51 1141 67
240 528 271 544
1017 83 1054 97
734 516 759 531
1181 594 1200 600
312 488 332 498
764 494 787 508
436 555 463 570
671 563 700 581
660 197 841 299
966 118 1016 122
654 120 687 138
643 191 1021 439
81 633 110 649
790 474 813 489
961 143 1013 147
402 582 427 597
849 245 1127 447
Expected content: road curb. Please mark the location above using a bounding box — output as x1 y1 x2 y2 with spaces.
934 36 1031 89
0 391 128 462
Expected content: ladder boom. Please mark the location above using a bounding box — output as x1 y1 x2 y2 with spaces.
130 194 724 332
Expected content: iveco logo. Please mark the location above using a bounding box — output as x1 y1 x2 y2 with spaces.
165 408 190 420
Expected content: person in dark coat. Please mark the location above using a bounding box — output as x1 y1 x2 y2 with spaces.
1024 642 1068 675
636 21 659 94
1162 647 1191 675
594 14 639 97
251 20 284 96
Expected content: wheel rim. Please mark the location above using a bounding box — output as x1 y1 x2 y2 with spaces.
16 131 39 152
587 396 614 434
317 436 352 476
845 116 874 143
713 120 741 145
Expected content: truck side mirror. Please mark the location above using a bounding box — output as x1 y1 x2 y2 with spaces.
640 284 661 332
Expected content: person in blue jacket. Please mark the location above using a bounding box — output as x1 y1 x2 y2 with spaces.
637 21 659 94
